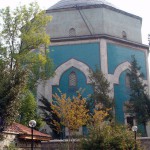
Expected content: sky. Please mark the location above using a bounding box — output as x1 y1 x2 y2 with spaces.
0 0 149 45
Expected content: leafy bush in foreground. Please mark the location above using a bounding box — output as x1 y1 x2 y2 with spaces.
80 124 142 150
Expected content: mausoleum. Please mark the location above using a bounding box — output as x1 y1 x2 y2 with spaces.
37 0 149 136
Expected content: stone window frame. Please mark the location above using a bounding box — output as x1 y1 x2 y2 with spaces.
124 113 136 127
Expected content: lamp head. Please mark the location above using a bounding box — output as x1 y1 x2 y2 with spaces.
132 126 138 132
29 120 36 128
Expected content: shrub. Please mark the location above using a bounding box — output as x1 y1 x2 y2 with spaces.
80 124 142 150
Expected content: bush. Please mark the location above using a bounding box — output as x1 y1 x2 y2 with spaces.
80 124 142 150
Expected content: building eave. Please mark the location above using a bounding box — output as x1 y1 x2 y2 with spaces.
18 134 51 141
50 34 148 50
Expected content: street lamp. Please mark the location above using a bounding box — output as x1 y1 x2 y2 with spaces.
29 120 36 150
132 126 138 150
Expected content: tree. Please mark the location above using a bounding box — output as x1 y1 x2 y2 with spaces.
90 106 109 127
0 61 26 131
127 55 150 136
80 104 142 150
38 96 60 138
89 67 113 118
0 3 53 131
18 90 43 130
51 92 89 149
80 124 142 150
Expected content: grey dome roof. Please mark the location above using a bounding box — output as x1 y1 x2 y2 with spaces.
48 0 116 10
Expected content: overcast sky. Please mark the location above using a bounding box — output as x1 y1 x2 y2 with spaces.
0 0 149 45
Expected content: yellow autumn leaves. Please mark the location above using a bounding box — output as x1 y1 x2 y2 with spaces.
51 92 109 134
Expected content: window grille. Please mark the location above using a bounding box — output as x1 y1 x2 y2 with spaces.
69 72 77 87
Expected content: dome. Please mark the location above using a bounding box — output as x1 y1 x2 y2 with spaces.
48 0 116 10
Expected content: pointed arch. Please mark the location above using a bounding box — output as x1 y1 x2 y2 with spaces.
108 61 131 84
51 59 91 85
114 61 131 84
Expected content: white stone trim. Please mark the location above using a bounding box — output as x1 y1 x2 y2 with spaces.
107 61 130 98
124 113 136 126
50 39 100 46
106 39 148 52
51 58 91 85
108 61 148 98
37 59 91 101
108 61 131 85
100 39 108 76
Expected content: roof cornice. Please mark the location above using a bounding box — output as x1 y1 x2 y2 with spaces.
46 4 142 21
50 34 148 50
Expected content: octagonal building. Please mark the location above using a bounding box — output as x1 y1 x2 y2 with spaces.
38 0 149 137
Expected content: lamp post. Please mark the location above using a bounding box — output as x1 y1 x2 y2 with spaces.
132 126 138 150
29 120 36 150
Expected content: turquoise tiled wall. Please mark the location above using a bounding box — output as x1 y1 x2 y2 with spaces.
52 67 93 98
49 43 100 70
49 42 100 98
48 42 147 124
107 43 147 79
108 43 147 123
114 71 130 123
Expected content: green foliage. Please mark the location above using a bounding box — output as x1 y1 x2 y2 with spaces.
89 66 113 118
19 90 36 125
0 2 53 131
0 63 26 129
0 2 53 86
127 55 150 136
18 90 43 130
80 124 142 150
38 96 60 138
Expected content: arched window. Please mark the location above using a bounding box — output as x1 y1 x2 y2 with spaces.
125 74 130 88
124 101 136 128
69 71 77 87
69 28 76 37
122 31 127 39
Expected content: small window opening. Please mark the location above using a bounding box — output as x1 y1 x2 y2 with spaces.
125 74 130 88
122 31 127 39
127 116 134 127
69 71 77 87
69 28 76 37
